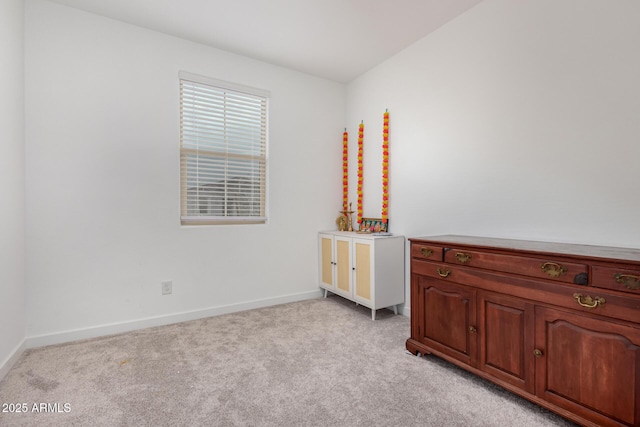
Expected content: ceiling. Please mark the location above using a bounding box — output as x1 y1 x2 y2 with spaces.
48 0 483 83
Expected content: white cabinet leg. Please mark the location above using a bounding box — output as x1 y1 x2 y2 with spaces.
393 305 398 315
371 309 376 321
323 289 328 298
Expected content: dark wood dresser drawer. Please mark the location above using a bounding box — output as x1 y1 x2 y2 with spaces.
411 259 455 280
592 265 640 294
411 243 443 262
547 283 640 324
443 247 588 284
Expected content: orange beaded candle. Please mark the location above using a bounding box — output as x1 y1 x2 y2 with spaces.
357 121 364 224
381 110 389 223
342 129 348 211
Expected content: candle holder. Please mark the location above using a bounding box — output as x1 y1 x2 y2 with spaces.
339 203 355 232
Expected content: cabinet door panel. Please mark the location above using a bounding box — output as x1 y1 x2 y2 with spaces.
354 241 371 302
320 235 333 288
535 307 640 426
417 276 477 366
335 238 351 297
479 292 534 393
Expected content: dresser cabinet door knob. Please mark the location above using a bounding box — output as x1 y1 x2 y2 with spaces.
533 349 543 357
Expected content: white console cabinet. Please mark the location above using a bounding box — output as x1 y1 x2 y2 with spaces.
318 231 405 320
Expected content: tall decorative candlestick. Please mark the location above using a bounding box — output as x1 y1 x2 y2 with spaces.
338 202 354 232
347 202 355 232
357 121 364 225
342 129 348 212
381 110 389 224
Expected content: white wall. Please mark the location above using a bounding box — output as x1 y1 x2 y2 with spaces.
0 0 27 375
347 0 640 249
347 0 640 313
20 0 640 344
25 0 344 341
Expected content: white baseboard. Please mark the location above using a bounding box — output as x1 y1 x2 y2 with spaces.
25 289 323 350
0 338 26 382
401 305 410 317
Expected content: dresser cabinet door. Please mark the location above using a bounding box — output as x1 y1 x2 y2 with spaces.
415 275 477 367
535 307 640 427
479 292 535 394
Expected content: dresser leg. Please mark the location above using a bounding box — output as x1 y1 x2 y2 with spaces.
371 309 376 321
323 289 327 298
393 305 398 315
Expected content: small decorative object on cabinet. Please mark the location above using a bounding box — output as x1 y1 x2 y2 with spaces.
335 214 347 232
358 217 388 233
318 231 404 320
406 235 640 427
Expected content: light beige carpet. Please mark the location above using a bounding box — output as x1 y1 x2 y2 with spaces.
0 296 576 426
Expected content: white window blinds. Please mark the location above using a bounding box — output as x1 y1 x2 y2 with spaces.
180 72 268 225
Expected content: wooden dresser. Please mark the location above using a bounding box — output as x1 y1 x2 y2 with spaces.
406 235 640 427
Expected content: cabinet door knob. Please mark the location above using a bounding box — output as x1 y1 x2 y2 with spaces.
533 349 543 357
468 326 477 334
436 268 451 278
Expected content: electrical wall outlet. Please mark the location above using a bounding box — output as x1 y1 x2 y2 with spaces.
161 280 172 295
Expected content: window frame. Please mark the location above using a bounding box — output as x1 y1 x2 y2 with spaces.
179 71 269 226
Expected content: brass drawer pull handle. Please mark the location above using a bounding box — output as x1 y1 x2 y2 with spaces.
436 268 451 278
420 247 433 257
468 326 477 334
455 252 472 264
533 349 543 358
614 273 640 290
573 293 606 309
541 262 568 278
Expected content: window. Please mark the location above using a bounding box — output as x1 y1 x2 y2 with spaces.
180 72 269 225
